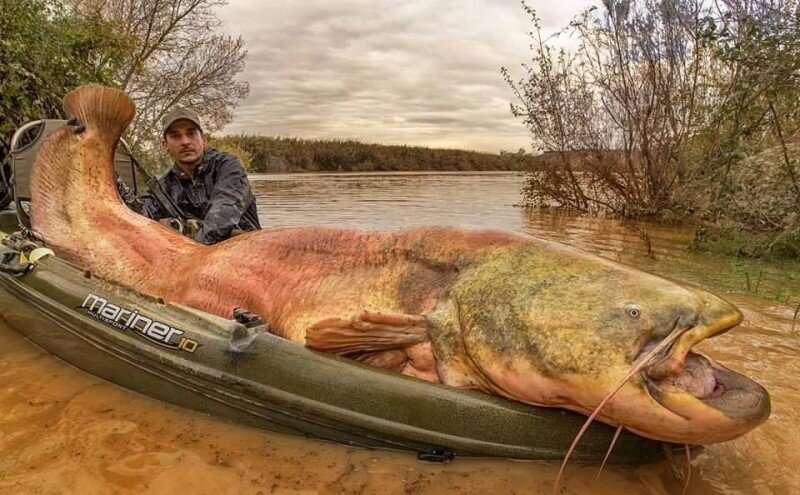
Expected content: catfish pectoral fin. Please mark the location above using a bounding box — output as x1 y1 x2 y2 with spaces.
351 349 408 370
345 345 440 382
305 310 430 355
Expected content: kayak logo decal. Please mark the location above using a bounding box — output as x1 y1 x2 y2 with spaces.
80 293 199 353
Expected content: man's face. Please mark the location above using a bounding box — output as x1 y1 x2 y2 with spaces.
162 119 205 165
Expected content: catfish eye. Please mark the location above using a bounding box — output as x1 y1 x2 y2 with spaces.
628 306 641 318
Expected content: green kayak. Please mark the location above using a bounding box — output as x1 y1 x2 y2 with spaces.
0 209 672 463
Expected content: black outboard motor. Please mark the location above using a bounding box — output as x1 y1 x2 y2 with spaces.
6 120 137 229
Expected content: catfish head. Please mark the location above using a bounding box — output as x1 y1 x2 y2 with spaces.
427 241 770 444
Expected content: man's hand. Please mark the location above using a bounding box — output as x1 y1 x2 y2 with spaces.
185 219 202 238
158 217 184 233
158 217 204 241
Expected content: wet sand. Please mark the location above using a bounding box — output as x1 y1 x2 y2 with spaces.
0 318 687 495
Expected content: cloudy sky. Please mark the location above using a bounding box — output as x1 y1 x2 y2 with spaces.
215 1 589 153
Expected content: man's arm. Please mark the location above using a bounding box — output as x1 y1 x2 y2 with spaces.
135 194 170 220
195 153 254 244
115 174 168 220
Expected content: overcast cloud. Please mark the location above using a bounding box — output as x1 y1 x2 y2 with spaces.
215 1 589 153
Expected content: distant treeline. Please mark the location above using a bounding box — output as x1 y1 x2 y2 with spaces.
208 135 536 173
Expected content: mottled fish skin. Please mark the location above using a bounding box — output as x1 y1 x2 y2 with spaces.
29 85 770 445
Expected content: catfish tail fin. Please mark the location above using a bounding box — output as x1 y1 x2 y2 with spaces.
63 84 135 139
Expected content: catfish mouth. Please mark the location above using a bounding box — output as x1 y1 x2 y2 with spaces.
637 309 768 427
643 351 770 424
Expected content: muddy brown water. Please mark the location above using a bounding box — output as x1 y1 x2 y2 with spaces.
1 172 798 494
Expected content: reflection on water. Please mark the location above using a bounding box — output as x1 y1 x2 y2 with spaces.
1 172 798 494
251 171 528 231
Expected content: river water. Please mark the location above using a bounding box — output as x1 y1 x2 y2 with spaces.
1 171 798 494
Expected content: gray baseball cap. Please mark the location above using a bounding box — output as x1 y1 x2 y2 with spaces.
161 106 204 136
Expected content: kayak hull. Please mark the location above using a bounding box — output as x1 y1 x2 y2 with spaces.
0 213 671 463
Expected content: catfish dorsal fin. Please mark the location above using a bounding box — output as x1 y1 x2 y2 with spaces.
305 310 429 354
63 84 135 138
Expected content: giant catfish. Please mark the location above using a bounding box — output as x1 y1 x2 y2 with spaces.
29 84 770 447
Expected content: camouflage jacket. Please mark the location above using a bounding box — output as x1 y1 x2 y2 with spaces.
124 148 261 244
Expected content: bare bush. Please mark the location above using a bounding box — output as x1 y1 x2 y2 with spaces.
503 0 717 218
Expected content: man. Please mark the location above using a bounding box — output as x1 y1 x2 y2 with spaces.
133 107 261 244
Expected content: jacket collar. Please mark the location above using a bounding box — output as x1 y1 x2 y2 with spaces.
170 150 209 180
